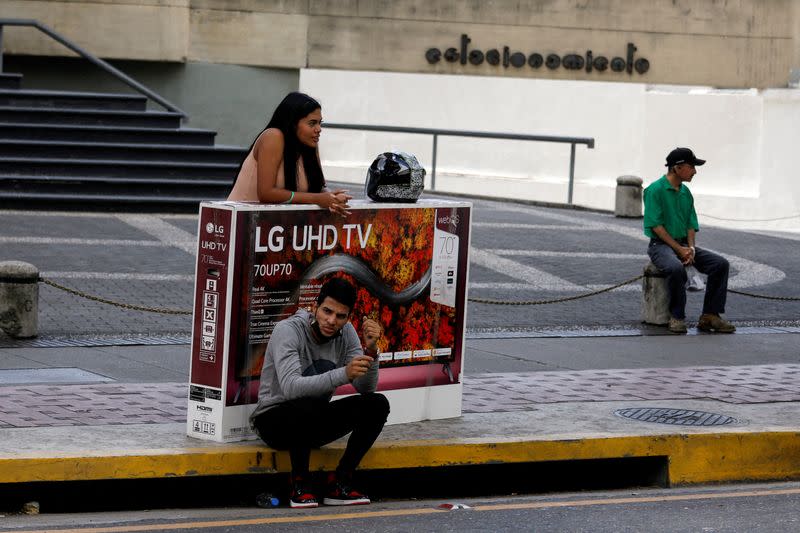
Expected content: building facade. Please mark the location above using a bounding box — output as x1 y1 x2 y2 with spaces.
2 0 799 230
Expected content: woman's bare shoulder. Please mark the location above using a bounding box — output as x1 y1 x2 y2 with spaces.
253 128 284 156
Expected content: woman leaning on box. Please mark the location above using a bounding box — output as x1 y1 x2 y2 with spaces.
227 92 351 217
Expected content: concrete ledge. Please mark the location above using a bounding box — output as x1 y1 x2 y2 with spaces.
3 401 799 487
3 431 799 486
345 431 800 486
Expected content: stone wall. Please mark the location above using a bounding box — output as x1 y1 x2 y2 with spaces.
1 0 798 88
302 68 800 233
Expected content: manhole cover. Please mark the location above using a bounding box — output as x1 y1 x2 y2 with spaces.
614 408 737 426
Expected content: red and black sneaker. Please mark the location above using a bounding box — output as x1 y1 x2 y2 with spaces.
289 476 319 509
322 472 370 506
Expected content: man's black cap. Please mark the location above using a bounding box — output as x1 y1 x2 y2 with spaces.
665 147 706 167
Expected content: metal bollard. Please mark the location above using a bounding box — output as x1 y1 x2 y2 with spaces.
641 262 670 325
0 261 39 338
615 175 643 218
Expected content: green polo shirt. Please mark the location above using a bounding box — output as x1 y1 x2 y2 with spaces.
642 175 699 239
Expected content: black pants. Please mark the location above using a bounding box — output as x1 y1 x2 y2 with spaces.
253 393 390 477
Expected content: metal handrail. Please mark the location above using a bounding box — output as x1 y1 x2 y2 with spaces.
324 123 595 204
0 18 186 118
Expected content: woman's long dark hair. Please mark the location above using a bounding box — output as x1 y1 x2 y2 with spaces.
232 92 326 193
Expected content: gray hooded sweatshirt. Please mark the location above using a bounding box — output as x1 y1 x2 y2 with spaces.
249 309 379 425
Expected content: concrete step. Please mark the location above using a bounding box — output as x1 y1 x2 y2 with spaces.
0 157 237 179
0 106 182 128
0 89 147 111
0 123 217 146
0 174 231 187
0 174 230 205
0 140 247 164
0 186 227 207
0 73 23 90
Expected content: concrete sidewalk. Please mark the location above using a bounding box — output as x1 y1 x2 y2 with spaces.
1 329 799 491
2 199 799 504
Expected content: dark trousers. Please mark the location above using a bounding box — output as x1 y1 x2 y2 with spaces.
253 393 390 477
647 239 730 320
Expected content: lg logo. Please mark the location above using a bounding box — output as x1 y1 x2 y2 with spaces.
206 222 224 235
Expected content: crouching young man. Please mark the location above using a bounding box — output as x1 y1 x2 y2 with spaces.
250 278 390 508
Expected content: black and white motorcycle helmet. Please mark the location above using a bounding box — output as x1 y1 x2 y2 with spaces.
364 151 425 203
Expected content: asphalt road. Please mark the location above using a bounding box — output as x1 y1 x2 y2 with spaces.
3 482 799 533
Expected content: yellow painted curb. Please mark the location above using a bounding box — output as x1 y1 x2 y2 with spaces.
325 431 800 485
0 447 275 484
2 431 799 485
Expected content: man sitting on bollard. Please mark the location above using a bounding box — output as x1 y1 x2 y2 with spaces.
250 277 389 508
643 148 736 335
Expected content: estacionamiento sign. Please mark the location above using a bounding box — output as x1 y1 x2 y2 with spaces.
426 34 649 75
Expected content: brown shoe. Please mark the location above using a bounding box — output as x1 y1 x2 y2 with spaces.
668 317 687 334
697 314 736 333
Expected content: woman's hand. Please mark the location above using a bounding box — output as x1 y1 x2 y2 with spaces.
316 189 352 217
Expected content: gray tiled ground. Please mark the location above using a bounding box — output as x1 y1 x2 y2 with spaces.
2 364 797 428
0 214 154 240
161 217 200 236
510 255 648 285
8 243 194 274
466 263 523 283
0 368 113 384
2 194 800 339
0 383 186 428
473 226 647 255
462 364 800 413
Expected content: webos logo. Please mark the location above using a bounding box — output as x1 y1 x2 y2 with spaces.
437 214 460 226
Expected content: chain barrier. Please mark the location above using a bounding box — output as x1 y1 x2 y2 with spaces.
728 288 800 301
469 273 800 305
468 274 645 305
39 274 800 312
39 277 193 315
